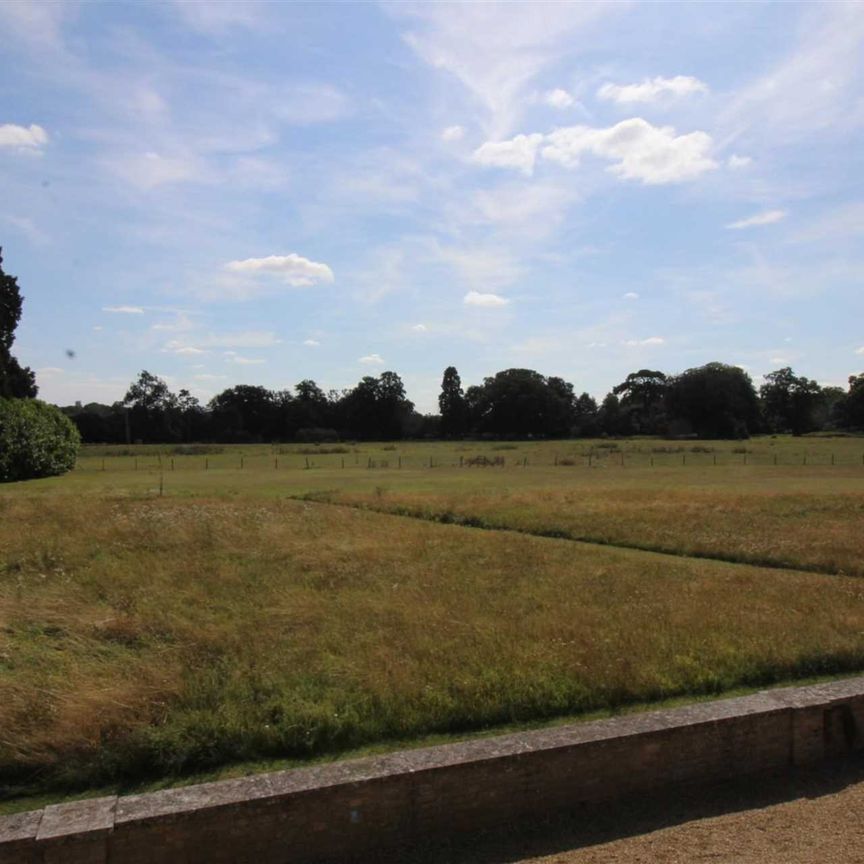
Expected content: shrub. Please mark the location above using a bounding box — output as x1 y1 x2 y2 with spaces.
0 398 80 482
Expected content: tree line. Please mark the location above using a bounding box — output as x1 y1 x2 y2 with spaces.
60 363 864 444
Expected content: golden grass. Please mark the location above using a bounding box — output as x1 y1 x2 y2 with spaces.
327 483 864 575
3 494 864 798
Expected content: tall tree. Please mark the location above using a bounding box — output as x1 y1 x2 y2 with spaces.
667 362 760 438
759 367 823 435
0 248 37 398
469 368 574 437
613 369 668 434
438 366 467 436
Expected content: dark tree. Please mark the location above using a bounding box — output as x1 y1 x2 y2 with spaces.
613 369 668 435
438 366 467 437
572 392 599 437
123 370 179 442
759 367 823 435
0 248 37 398
468 368 574 437
597 392 625 436
339 371 414 440
842 374 864 430
667 362 760 438
209 385 280 441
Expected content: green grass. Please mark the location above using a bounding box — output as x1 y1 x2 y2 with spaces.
1 435 863 806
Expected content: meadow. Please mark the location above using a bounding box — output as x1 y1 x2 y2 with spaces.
1 435 863 808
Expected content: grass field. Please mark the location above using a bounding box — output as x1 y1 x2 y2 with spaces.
1 436 863 807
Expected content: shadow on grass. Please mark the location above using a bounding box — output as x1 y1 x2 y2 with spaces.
376 754 864 864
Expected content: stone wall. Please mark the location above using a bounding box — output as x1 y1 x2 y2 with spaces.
2 677 863 863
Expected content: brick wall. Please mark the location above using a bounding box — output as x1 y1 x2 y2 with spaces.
2 677 863 864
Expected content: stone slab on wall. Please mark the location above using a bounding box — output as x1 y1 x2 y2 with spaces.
2 677 864 863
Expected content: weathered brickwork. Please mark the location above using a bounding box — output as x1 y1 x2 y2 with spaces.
2 677 864 863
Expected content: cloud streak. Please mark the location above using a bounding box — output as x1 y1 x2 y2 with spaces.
224 254 334 286
726 209 786 230
598 75 708 103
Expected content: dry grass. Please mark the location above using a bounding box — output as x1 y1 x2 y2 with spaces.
327 484 864 575
3 494 864 798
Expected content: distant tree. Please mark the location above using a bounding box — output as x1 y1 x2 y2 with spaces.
759 367 822 435
597 392 624 436
123 370 179 442
469 368 574 437
209 385 280 441
814 386 846 431
439 366 468 437
338 372 414 440
667 362 760 438
842 374 864 430
613 369 668 435
572 392 599 437
0 248 37 398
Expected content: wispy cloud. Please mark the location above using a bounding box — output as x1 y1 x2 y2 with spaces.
359 353 384 365
726 209 786 230
102 305 145 314
542 88 574 109
394 2 614 137
624 336 665 347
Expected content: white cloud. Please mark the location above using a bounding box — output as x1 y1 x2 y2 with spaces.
727 154 752 169
623 292 639 300
597 75 708 104
36 367 64 376
411 324 427 332
359 353 385 365
463 290 510 307
473 119 717 183
0 123 48 149
855 346 864 356
472 133 544 175
224 253 334 286
303 339 320 347
102 305 145 314
726 209 786 230
543 88 574 109
624 336 665 347
194 373 228 381
542 118 717 184
441 125 464 142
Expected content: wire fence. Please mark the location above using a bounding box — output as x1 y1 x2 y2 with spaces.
73 449 864 473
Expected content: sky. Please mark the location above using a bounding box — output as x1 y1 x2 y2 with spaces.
1 0 863 413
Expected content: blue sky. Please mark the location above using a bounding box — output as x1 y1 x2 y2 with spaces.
1 1 862 413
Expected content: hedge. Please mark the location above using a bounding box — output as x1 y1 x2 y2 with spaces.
0 398 80 482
